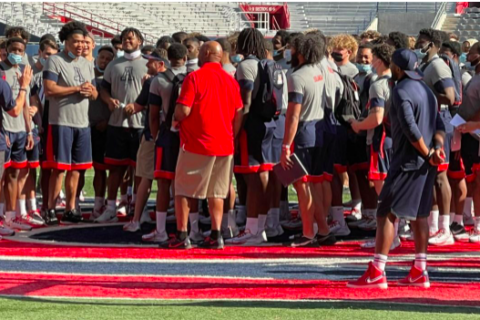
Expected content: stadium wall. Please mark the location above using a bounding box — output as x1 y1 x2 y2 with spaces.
378 12 436 35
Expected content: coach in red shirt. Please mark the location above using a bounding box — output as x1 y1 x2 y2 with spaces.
169 41 243 249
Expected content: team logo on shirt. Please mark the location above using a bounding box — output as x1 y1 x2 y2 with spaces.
73 67 86 83
121 67 134 82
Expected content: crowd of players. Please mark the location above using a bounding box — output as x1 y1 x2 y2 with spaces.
0 21 479 286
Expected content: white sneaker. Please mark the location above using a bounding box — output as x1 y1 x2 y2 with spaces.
329 220 351 236
199 216 211 225
360 236 401 250
91 206 106 221
0 225 14 236
140 207 154 224
6 218 32 231
235 209 246 226
94 207 118 223
116 201 128 217
189 230 205 243
345 208 361 222
19 214 44 227
123 220 140 232
358 217 377 231
454 231 471 242
398 219 410 236
225 229 255 245
55 197 66 209
245 230 267 245
469 229 480 243
428 228 455 246
142 229 168 243
464 212 474 226
281 217 303 230
223 224 240 239
27 210 46 226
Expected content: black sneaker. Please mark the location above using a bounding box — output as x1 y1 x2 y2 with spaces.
45 209 58 226
290 236 318 248
198 236 224 249
61 209 84 224
160 235 192 250
450 222 467 235
316 233 337 246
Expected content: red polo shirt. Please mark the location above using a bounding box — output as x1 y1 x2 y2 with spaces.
176 62 243 156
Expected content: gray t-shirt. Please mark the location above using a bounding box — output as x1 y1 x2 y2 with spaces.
223 63 236 78
32 62 42 76
422 55 454 97
338 61 358 78
149 66 187 122
367 75 392 145
31 71 45 108
103 56 148 128
0 62 28 132
319 58 342 112
186 59 199 73
287 64 325 122
44 52 95 128
458 74 480 121
461 70 472 87
89 75 111 126
235 57 260 113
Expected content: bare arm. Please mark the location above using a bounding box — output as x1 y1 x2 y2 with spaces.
100 87 120 112
233 108 244 139
174 103 191 122
436 86 455 107
44 79 81 98
351 107 384 132
282 102 302 147
149 104 160 140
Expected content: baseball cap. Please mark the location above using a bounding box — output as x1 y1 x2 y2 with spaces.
142 50 170 67
392 48 423 80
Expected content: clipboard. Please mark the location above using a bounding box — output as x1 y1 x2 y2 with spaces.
273 153 309 187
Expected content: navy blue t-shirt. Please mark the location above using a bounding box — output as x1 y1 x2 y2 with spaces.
389 77 444 172
0 78 16 151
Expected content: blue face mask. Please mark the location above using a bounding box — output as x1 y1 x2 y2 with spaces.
116 50 124 59
39 57 46 66
67 51 77 59
356 64 372 74
95 64 105 73
414 49 427 60
460 53 467 64
284 49 292 62
7 53 22 65
273 50 281 57
231 54 243 64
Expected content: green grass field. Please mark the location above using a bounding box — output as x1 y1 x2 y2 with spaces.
1 298 478 320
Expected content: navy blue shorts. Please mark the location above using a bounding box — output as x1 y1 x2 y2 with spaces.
318 131 335 182
42 125 92 171
293 145 322 183
4 131 27 169
347 134 369 171
461 134 480 183
333 125 348 173
154 124 179 180
105 126 142 167
91 126 108 171
270 115 285 165
377 163 437 221
438 109 453 172
234 116 275 174
26 129 40 169
367 136 392 181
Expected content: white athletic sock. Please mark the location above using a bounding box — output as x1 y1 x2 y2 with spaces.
464 197 473 216
189 212 199 234
156 211 167 234
132 194 136 203
268 208 280 228
439 215 450 232
5 211 15 223
352 199 362 212
107 200 116 211
332 206 345 225
475 217 480 232
28 198 37 211
454 214 464 226
428 210 439 234
394 218 399 238
127 186 133 196
94 197 105 210
245 217 258 235
373 253 388 271
227 209 236 227
313 222 318 235
120 194 128 203
0 203 5 217
258 214 267 233
414 253 427 270
18 199 27 217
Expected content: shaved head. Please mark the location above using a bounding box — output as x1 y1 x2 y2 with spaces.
198 41 223 67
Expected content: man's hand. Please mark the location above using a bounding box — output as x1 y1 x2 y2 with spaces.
429 148 446 166
80 82 95 98
29 106 38 117
95 120 108 132
280 148 293 170
107 98 121 111
5 135 10 148
141 74 151 85
25 134 34 151
124 103 135 115
18 65 32 89
457 122 480 133
349 119 361 134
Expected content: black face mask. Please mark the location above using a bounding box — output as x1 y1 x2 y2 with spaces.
331 52 344 62
291 53 300 68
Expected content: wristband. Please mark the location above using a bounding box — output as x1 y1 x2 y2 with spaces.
282 144 290 150
27 132 33 136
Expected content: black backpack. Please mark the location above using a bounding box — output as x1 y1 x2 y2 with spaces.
247 57 285 121
334 71 361 128
163 68 187 128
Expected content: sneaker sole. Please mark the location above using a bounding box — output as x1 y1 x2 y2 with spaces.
428 238 455 246
397 281 430 288
347 282 388 289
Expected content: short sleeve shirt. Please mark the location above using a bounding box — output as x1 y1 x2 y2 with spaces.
0 62 28 133
422 55 455 97
102 56 148 128
0 78 16 151
458 74 480 121
222 63 236 78
367 75 392 149
235 57 260 112
88 74 111 126
43 52 95 128
338 62 358 78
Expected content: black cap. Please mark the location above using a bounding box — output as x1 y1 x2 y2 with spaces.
392 48 423 80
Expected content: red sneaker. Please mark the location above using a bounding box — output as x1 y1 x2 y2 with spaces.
397 265 430 288
347 262 388 289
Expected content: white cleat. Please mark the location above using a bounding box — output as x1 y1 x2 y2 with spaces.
123 220 140 232
0 225 15 236
469 229 480 243
142 229 168 243
345 208 362 222
6 218 32 231
428 228 455 246
358 217 377 231
91 206 106 221
94 207 119 223
329 220 351 236
225 229 255 245
140 207 154 224
116 201 128 217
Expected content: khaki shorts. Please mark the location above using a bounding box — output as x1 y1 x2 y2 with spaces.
175 149 233 199
135 136 155 180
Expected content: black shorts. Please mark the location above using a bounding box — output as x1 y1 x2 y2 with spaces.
234 116 275 174
91 126 108 171
347 134 368 171
333 125 348 173
26 129 40 169
460 134 480 183
154 125 180 180
317 131 335 182
105 126 142 167
294 145 322 183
